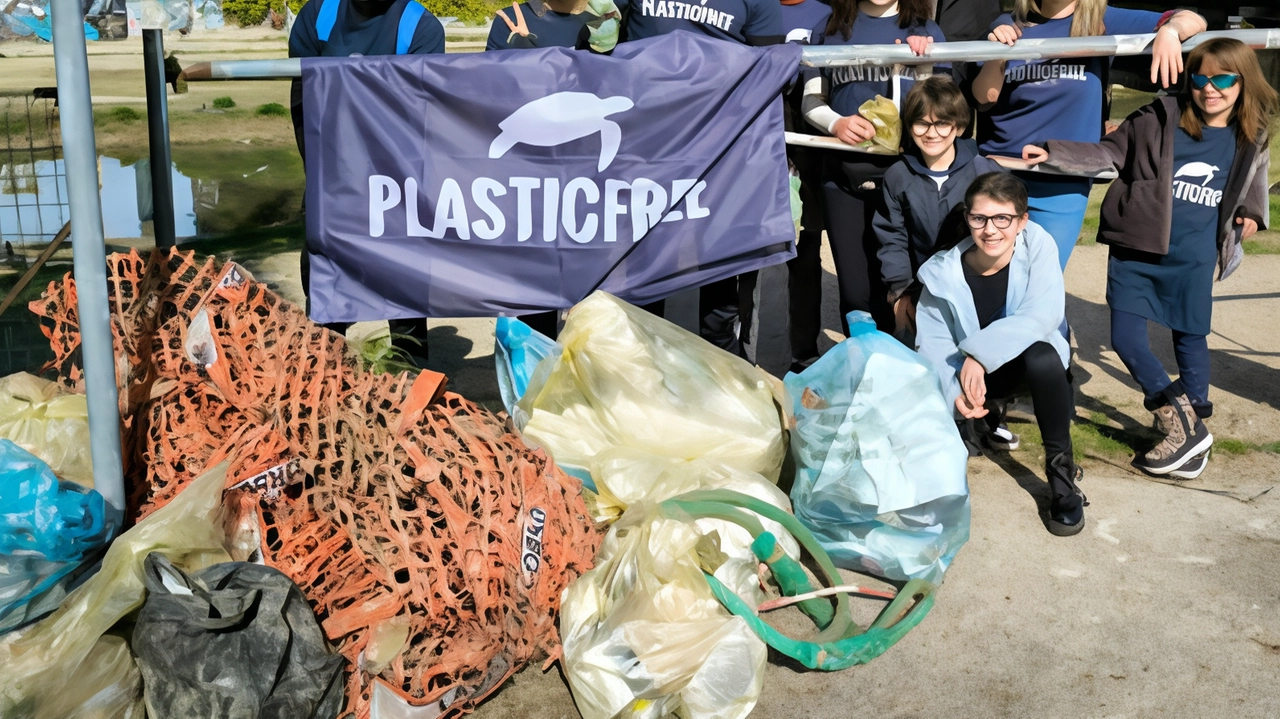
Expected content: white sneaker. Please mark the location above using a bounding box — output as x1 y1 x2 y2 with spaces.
983 424 1021 452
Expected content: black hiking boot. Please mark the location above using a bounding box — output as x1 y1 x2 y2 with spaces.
1133 390 1213 476
1045 451 1087 537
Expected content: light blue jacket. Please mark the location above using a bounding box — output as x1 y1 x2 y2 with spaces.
914 221 1069 417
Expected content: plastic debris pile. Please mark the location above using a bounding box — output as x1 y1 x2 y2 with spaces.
26 249 603 718
496 294 953 718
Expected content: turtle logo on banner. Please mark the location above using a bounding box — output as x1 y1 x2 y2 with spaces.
489 92 635 173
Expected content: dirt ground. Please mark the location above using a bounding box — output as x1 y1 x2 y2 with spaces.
4 25 1280 718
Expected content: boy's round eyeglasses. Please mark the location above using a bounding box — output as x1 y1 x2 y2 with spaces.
1190 73 1240 90
910 120 957 136
966 213 1018 230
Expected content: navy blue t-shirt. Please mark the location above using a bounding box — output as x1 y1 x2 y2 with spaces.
621 0 783 45
976 8 1164 157
486 4 592 50
820 12 945 116
780 0 830 44
1108 125 1235 335
289 0 445 57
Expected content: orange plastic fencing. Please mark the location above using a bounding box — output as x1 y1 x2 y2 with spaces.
29 249 602 718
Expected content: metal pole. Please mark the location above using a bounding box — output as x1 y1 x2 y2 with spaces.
143 28 175 248
50 0 126 512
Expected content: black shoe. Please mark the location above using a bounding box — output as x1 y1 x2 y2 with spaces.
1045 452 1087 537
789 357 818 375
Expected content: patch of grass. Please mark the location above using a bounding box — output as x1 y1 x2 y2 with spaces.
1009 410 1146 463
212 96 237 110
1243 239 1280 255
100 106 143 124
1215 438 1252 455
255 102 290 118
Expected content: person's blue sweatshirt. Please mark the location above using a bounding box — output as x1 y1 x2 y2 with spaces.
873 138 1004 298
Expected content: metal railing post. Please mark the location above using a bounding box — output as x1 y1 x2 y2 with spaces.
50 0 126 512
143 28 176 248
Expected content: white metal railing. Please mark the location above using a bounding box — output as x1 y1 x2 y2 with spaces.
181 29 1280 79
179 29 1280 163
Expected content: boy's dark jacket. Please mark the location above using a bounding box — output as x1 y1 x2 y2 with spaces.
874 138 1004 300
1042 95 1270 280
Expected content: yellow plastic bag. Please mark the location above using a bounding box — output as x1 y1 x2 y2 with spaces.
0 373 93 489
560 503 767 719
0 463 233 719
856 95 901 155
516 292 787 483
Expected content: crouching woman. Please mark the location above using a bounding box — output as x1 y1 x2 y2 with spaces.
915 172 1085 536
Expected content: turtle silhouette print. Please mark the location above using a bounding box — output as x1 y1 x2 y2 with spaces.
489 91 635 173
1174 162 1219 186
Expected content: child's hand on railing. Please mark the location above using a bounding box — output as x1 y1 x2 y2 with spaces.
1021 145 1048 166
895 36 934 56
987 23 1021 46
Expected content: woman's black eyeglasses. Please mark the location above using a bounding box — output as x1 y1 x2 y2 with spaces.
966 213 1018 230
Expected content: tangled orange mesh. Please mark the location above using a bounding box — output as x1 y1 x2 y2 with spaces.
29 249 603 718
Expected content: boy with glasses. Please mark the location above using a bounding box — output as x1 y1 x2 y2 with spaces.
915 172 1085 536
873 75 1002 341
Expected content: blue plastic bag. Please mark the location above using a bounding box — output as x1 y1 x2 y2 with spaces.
785 312 970 584
0 439 117 632
494 315 560 422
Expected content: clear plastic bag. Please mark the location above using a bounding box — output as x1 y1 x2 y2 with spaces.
0 372 93 489
559 503 766 719
785 312 970 584
0 440 117 633
0 463 232 718
515 291 787 484
587 448 800 606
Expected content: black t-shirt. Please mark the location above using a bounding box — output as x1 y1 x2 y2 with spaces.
963 255 1010 329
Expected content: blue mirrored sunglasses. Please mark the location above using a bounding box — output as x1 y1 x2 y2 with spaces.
1190 73 1240 90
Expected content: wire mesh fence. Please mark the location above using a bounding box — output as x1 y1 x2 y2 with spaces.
0 91 64 377
1 92 68 252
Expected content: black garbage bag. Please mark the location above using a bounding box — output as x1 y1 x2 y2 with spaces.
133 552 345 719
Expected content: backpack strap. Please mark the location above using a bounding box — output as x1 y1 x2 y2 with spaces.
315 0 341 42
397 1 427 54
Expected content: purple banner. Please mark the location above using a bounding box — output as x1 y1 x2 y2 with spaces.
303 33 800 322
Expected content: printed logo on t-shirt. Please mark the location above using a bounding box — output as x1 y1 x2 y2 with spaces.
830 64 922 85
1173 162 1223 207
785 27 812 43
639 0 736 32
1003 61 1088 83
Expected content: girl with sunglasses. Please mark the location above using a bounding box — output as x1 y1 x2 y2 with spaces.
1021 38 1278 478
915 172 1085 536
972 0 1206 271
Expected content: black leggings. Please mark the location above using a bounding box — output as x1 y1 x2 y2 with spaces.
821 155 896 334
984 341 1074 459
